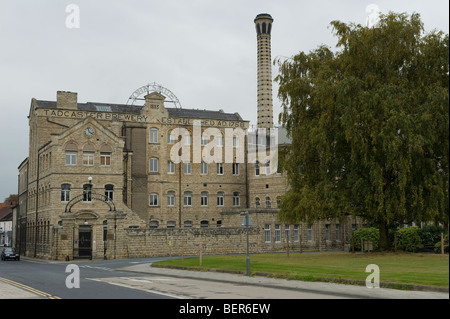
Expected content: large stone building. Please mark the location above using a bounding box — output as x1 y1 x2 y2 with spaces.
16 13 359 260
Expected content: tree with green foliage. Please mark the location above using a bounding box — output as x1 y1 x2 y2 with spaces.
275 12 449 251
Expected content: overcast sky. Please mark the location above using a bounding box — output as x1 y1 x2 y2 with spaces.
0 0 448 201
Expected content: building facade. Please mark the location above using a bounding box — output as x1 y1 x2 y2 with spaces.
16 13 360 260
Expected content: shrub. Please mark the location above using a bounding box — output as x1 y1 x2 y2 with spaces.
352 227 379 251
396 226 423 252
433 233 449 254
418 225 446 250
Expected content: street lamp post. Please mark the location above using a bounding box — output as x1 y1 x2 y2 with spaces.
241 211 252 276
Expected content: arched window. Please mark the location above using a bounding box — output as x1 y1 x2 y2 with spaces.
149 193 159 206
184 191 192 206
149 128 159 143
105 184 114 201
201 191 208 206
200 220 209 228
149 157 159 173
255 197 260 208
167 191 175 206
262 22 267 34
217 192 224 206
83 184 92 202
265 196 271 208
233 192 240 207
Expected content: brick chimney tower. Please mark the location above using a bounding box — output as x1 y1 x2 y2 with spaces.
254 13 274 129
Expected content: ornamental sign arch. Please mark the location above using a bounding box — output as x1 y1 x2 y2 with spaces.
127 82 182 109
64 192 116 213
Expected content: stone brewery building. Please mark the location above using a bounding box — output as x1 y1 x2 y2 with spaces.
16 14 359 260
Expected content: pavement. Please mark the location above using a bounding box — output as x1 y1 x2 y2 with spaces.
1 257 449 299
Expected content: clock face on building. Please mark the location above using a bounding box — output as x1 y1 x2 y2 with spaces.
85 127 94 136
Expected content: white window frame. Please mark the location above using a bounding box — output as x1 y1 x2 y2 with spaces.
275 224 281 243
184 191 192 206
83 152 94 166
233 192 240 207
184 161 192 174
149 157 159 173
149 193 159 206
201 162 208 175
167 161 175 174
232 163 239 176
217 163 224 175
217 192 224 207
150 128 159 143
65 151 77 166
201 191 208 206
167 191 175 206
264 224 271 243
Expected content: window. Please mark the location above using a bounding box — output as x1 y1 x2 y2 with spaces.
105 184 114 201
184 161 191 174
103 221 108 242
184 191 192 206
149 157 159 173
255 197 260 208
100 145 112 166
264 224 271 243
307 224 313 241
232 136 239 148
184 134 191 145
82 145 95 166
66 151 77 166
149 128 159 143
275 224 281 243
184 220 193 228
285 225 291 243
100 152 111 166
65 143 77 166
201 191 208 206
326 224 330 241
216 220 222 227
83 152 94 166
201 162 208 175
233 192 240 207
200 220 209 228
149 193 159 206
167 221 176 228
83 184 92 202
149 221 159 229
265 160 270 175
276 197 281 208
232 163 239 175
255 161 260 176
294 225 299 242
167 133 176 144
217 163 224 175
61 184 71 202
265 197 271 208
217 192 224 206
167 191 175 206
335 224 340 241
167 161 175 174
201 135 209 146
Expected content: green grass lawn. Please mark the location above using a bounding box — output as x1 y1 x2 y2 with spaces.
153 252 449 288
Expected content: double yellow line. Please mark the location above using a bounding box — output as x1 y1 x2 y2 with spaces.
0 277 61 299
